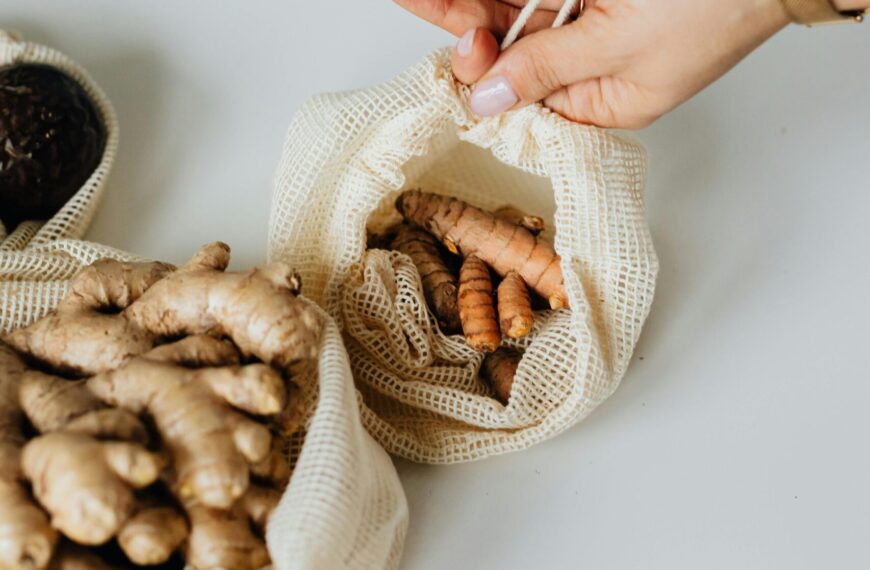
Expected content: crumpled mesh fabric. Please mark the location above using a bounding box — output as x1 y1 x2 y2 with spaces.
269 48 659 464
0 30 122 332
1 30 408 570
269 303 408 570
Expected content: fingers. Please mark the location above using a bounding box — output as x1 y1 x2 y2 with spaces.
544 78 660 129
452 28 499 84
469 20 610 116
394 0 564 38
404 0 652 128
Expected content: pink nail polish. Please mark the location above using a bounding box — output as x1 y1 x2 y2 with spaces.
470 76 519 117
457 29 475 57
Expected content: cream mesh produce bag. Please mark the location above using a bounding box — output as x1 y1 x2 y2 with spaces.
268 5 658 464
1 29 126 327
0 30 408 570
269 303 408 570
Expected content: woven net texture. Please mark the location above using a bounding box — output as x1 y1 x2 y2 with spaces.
1 29 123 330
269 48 659 464
0 30 408 570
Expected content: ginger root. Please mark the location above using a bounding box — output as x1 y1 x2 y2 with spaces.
397 190 568 310
184 485 280 570
125 242 321 371
87 336 286 509
458 255 501 352
22 432 164 546
0 346 57 570
2 244 313 570
4 259 173 376
20 370 148 444
391 223 461 332
117 499 188 566
6 242 321 374
481 347 523 404
250 434 293 488
497 271 534 339
15 359 177 565
0 481 57 570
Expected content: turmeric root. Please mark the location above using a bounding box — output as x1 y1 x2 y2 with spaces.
458 255 501 352
391 224 461 332
497 272 534 339
366 228 396 251
493 204 545 235
397 190 568 310
183 485 280 570
481 347 523 404
87 336 286 509
4 259 173 375
22 432 164 545
0 346 57 570
125 242 321 370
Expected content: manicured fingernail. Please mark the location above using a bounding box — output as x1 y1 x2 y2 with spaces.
470 76 518 117
457 29 475 57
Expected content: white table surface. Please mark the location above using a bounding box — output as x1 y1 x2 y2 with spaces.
3 3 869 569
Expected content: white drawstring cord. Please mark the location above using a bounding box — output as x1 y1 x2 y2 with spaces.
501 0 580 50
552 0 581 28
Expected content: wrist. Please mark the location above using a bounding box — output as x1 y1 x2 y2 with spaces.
758 0 792 34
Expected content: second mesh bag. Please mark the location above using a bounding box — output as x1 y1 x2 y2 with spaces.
0 31 408 570
269 48 658 464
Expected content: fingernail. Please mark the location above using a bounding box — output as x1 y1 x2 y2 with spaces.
470 76 518 117
457 29 475 57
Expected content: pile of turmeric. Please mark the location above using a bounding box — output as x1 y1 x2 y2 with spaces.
377 190 567 402
0 242 321 570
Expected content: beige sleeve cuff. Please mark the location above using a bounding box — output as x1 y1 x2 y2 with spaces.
779 0 866 25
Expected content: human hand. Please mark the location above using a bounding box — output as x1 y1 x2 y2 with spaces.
396 0 791 128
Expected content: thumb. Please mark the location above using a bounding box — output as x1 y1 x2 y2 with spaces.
469 21 604 117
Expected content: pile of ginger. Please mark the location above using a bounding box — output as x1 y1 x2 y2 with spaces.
0 242 321 570
373 190 569 404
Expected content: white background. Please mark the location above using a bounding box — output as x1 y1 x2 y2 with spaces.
3 2 869 569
